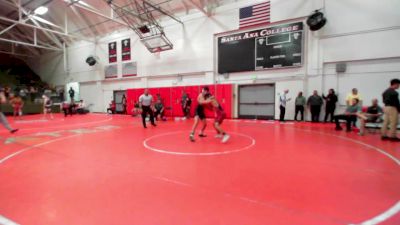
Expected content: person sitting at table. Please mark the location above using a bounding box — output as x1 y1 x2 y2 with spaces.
62 101 73 117
334 98 361 132
154 98 166 121
358 99 383 136
107 100 116 114
76 100 89 114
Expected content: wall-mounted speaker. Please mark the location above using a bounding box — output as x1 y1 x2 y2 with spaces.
85 56 97 66
336 63 347 73
177 75 183 82
306 10 327 31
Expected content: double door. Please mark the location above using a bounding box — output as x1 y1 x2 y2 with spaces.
238 84 275 120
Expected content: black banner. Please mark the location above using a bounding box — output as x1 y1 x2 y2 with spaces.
121 38 131 61
108 41 117 63
218 22 304 73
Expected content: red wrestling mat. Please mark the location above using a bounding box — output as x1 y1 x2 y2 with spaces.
0 114 399 225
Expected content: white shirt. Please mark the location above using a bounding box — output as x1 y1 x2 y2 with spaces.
139 94 153 106
77 102 85 108
279 93 290 107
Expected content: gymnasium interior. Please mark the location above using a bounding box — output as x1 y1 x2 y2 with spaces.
0 0 399 224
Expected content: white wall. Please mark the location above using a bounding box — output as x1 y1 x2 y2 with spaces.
321 0 400 62
323 58 400 112
28 0 400 118
80 82 103 112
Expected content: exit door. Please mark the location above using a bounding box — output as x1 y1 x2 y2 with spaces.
238 84 275 120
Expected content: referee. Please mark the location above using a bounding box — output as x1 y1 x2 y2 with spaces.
139 89 156 128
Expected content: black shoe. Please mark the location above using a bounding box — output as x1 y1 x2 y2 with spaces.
10 129 18 134
389 137 400 142
199 134 207 138
151 123 157 127
346 129 352 132
381 136 389 141
335 126 343 131
143 125 147 128
189 134 195 142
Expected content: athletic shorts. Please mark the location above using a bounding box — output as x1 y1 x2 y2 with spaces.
215 109 226 124
195 105 206 120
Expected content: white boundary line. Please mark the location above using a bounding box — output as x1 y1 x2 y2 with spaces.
351 201 400 225
0 117 113 133
295 129 400 166
0 215 20 225
0 134 82 164
0 117 121 224
0 117 115 164
289 127 400 225
143 131 256 156
14 119 49 123
1 121 399 224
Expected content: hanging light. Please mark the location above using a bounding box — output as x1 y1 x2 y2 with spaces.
34 6 48 15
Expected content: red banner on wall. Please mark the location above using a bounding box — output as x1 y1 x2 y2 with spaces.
108 41 117 63
121 38 131 61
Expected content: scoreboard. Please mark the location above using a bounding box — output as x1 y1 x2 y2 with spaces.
218 22 304 74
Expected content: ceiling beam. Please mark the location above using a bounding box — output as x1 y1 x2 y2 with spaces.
1 0 73 46
0 15 42 56
31 15 65 31
64 0 128 27
180 0 190 14
17 0 21 20
7 0 65 49
46 13 72 45
105 0 153 25
27 19 63 49
0 23 18 36
186 0 210 16
143 1 183 24
69 5 98 37
0 49 35 58
0 0 17 9
0 24 41 56
4 25 57 51
0 16 94 42
0 37 62 51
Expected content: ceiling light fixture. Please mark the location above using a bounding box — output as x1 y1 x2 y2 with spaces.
34 6 48 15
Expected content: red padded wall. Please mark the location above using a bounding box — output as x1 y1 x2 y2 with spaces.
148 88 159 100
125 84 233 118
135 88 145 110
170 86 184 117
126 89 136 114
158 87 172 116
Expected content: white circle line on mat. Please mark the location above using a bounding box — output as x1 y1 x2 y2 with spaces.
2 114 113 132
290 127 400 225
143 131 256 156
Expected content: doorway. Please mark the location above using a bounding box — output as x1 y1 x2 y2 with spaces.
238 84 275 120
114 90 127 114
